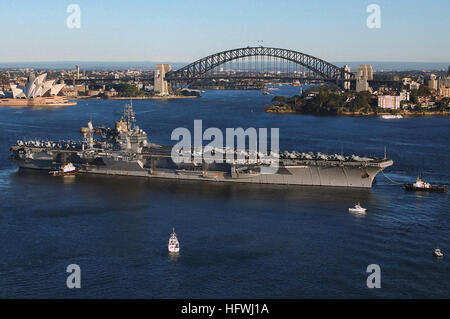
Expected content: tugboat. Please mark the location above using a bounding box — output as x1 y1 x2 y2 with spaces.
405 177 448 193
49 163 77 177
168 228 180 253
349 203 367 214
434 248 444 258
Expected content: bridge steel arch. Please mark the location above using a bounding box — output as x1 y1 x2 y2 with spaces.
165 47 350 83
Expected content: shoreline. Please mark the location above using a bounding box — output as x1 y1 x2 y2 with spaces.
265 109 450 117
0 97 77 107
264 111 450 117
76 95 200 100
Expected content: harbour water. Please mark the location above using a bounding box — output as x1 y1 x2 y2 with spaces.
0 87 449 298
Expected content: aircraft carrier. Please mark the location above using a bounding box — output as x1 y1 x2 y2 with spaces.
9 102 393 188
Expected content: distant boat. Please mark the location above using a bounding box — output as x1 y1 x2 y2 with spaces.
404 177 448 193
349 203 366 214
49 163 77 176
381 115 403 119
168 228 180 253
434 248 444 258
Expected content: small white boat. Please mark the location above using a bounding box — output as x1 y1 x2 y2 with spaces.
49 162 77 176
349 203 367 214
381 115 403 119
168 228 180 253
434 248 443 258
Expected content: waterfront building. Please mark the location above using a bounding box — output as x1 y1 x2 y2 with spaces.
87 89 101 97
427 74 438 90
378 95 401 109
10 73 65 99
378 92 409 109
439 86 450 98
438 76 450 89
61 86 78 97
0 73 75 107
105 88 118 97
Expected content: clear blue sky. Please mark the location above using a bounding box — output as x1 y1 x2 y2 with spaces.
1 0 449 62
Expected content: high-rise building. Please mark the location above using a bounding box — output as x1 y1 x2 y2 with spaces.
76 65 80 80
427 74 438 90
447 65 450 77
438 76 450 88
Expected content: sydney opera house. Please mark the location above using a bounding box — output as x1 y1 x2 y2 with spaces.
0 73 76 107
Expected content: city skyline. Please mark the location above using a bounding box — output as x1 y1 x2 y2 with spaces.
1 0 450 63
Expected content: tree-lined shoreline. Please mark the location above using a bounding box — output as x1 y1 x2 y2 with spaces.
265 88 450 116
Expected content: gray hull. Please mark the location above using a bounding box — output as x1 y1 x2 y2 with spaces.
12 150 393 188
78 161 387 188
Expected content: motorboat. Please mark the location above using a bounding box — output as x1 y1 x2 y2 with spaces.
349 203 367 214
168 228 180 253
434 248 444 258
381 115 403 119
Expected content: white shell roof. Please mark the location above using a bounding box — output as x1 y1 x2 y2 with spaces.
9 74 65 98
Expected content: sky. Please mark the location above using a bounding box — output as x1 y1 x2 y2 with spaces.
0 0 449 63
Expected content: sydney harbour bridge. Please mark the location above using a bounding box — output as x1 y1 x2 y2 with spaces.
166 47 350 81
68 47 375 93
159 46 355 93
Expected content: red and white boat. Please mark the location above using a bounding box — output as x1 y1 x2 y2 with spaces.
50 163 77 176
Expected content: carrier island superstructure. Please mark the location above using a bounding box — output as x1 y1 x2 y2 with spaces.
9 102 393 188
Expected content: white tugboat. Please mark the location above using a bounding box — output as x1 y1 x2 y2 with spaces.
349 203 367 214
434 248 444 258
49 163 77 176
168 228 180 253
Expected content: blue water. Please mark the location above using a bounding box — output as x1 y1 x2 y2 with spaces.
0 87 449 298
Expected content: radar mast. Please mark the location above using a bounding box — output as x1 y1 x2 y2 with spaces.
121 99 136 131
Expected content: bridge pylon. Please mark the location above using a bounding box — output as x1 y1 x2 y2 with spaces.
154 64 172 96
